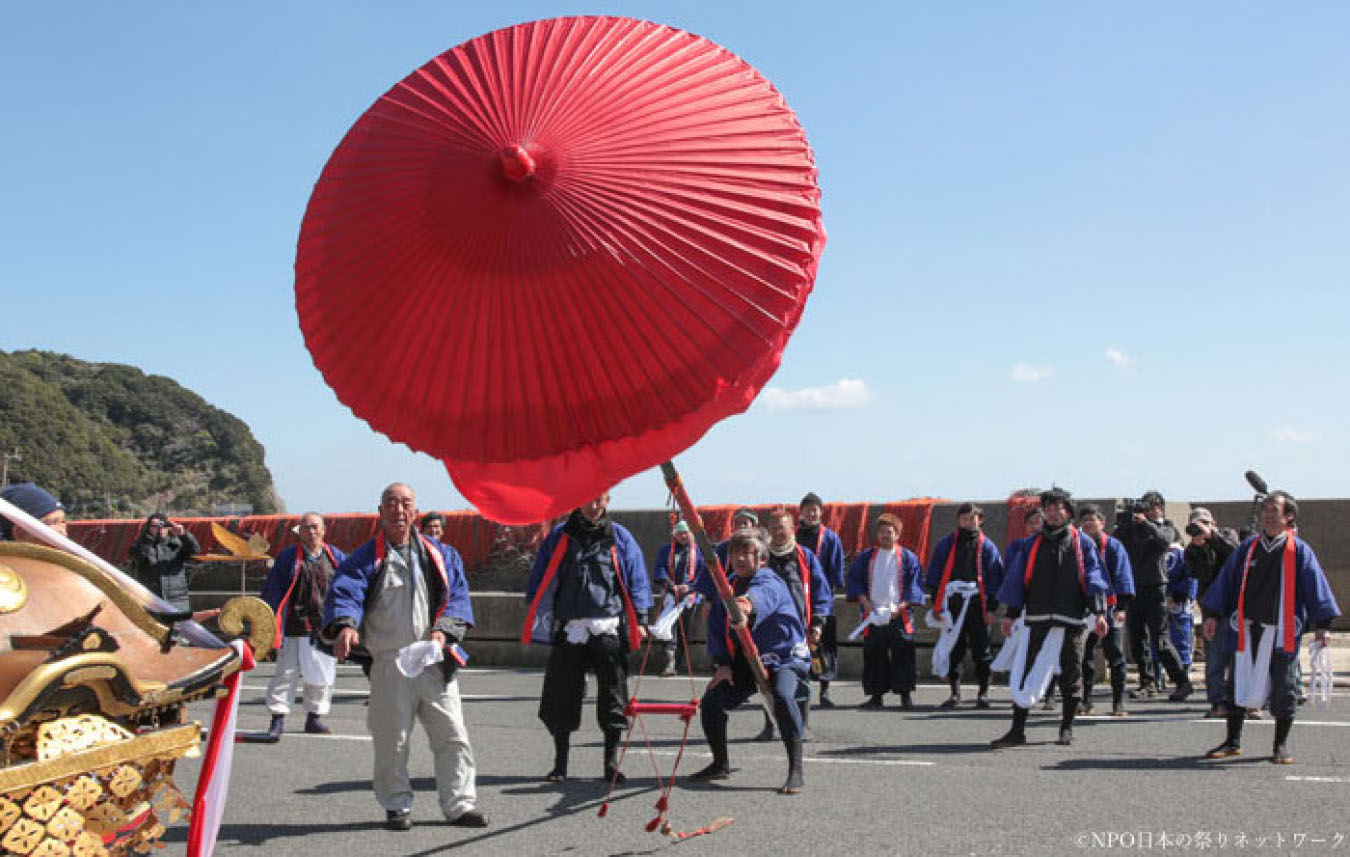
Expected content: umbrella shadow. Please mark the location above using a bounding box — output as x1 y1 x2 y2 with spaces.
400 784 666 856
250 776 663 854
296 773 553 797
162 819 385 848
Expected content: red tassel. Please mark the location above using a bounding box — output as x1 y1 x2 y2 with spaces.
646 817 662 832
597 803 609 818
654 796 669 812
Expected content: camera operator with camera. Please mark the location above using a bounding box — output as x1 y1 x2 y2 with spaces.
1112 491 1193 701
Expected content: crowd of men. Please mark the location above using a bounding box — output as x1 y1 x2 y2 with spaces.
0 479 1340 832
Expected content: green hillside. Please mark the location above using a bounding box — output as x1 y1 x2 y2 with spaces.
0 349 281 517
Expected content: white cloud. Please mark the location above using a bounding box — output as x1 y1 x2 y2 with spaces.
1271 426 1320 445
1010 362 1054 383
1105 347 1136 370
761 378 873 411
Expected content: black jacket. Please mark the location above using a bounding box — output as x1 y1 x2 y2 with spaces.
127 530 202 611
1182 528 1239 599
1112 517 1178 591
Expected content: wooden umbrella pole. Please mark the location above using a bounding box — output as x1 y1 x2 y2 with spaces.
660 461 774 700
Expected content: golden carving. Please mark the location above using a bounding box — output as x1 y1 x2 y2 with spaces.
2 816 45 854
105 766 141 799
37 716 134 763
0 795 20 832
0 564 28 613
0 724 198 795
70 831 107 857
61 667 116 687
45 806 83 841
217 595 276 660
62 777 101 813
22 786 62 822
31 838 71 857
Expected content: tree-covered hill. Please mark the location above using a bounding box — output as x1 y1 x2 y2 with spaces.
0 349 281 517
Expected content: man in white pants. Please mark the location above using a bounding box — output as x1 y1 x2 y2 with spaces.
324 483 488 832
260 512 345 739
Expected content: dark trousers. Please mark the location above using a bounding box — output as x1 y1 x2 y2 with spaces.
1023 623 1088 701
1127 587 1186 687
948 593 993 684
1082 622 1126 700
1205 620 1234 707
861 620 917 696
701 659 810 741
1226 626 1300 719
813 614 839 682
538 634 629 735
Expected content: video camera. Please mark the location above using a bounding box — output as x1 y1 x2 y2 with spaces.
1114 497 1149 528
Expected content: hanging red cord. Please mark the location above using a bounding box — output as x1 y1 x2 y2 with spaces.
596 506 732 838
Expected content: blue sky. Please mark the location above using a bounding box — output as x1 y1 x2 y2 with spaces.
3 2 1346 515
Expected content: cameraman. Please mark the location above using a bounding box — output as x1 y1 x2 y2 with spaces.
127 513 202 613
1183 508 1240 717
1113 491 1193 701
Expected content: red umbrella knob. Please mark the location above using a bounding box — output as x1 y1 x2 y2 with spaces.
500 144 537 181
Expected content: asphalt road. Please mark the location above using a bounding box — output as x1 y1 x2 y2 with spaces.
164 664 1350 856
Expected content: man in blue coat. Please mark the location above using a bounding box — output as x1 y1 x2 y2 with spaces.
925 503 1005 709
847 513 925 709
993 489 1109 748
688 527 812 794
323 483 486 832
796 492 845 707
652 519 708 677
523 493 651 784
1200 491 1340 764
1078 504 1134 716
260 512 346 739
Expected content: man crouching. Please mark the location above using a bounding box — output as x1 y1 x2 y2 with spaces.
688 528 811 794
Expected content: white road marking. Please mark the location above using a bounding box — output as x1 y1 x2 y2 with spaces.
1286 776 1350 783
258 734 933 766
1186 719 1350 727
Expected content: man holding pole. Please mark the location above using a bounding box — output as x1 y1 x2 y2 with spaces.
689 527 811 794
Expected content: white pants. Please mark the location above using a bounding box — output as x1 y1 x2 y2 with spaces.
265 635 334 716
369 655 478 820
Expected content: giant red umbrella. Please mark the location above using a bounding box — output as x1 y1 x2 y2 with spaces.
296 15 825 525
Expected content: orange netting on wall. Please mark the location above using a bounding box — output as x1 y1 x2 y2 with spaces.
65 501 943 574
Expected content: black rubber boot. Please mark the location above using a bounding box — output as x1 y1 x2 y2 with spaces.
689 716 731 781
818 681 835 708
546 731 569 782
753 708 775 742
940 676 961 709
991 705 1029 749
304 712 331 735
603 728 626 784
1205 710 1245 759
266 714 285 741
975 678 991 709
778 739 804 794
1167 676 1195 702
1110 668 1128 717
1057 698 1079 745
1272 716 1294 764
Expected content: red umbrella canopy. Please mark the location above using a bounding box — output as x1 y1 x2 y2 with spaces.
296 16 825 524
